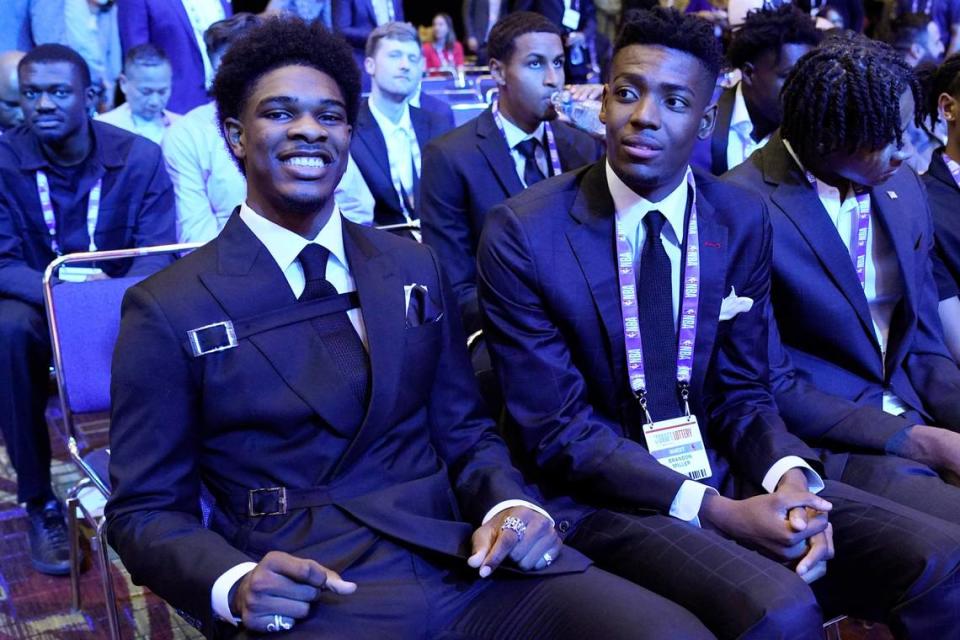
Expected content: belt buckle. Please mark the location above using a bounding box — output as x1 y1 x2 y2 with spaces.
248 487 287 517
187 320 237 357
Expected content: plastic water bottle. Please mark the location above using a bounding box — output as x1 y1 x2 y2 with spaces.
551 90 605 138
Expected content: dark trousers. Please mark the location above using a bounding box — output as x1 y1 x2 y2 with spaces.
568 480 960 640
0 298 53 504
234 536 715 640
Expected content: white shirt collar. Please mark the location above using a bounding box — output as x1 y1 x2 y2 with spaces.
498 107 546 150
782 137 851 207
367 97 413 137
605 160 690 242
731 83 757 139
238 201 350 275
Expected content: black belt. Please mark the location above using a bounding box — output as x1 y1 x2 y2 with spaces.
228 486 336 517
186 292 360 357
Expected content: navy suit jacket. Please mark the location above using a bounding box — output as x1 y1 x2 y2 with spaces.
105 212 588 632
420 107 602 334
724 134 960 455
418 92 456 131
117 0 232 115
350 100 453 228
333 0 404 66
691 86 736 177
477 161 819 524
923 149 960 301
0 121 175 306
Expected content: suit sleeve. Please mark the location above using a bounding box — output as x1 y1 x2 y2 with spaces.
332 1 371 49
127 144 176 277
106 284 254 622
478 202 689 515
421 244 541 525
463 0 479 41
420 141 484 334
117 0 150 55
769 313 913 452
701 200 822 486
0 173 44 306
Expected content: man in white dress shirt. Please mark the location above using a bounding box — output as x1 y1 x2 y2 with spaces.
97 43 178 144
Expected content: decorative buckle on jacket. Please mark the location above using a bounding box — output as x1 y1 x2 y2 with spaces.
187 321 237 357
248 487 288 517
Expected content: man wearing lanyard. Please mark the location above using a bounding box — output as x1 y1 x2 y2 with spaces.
350 22 452 230
480 9 960 638
0 44 174 575
421 11 602 338
726 36 960 534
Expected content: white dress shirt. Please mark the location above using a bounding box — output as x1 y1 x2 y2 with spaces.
65 0 121 108
96 103 180 145
605 161 822 525
370 0 395 25
782 141 909 416
367 99 421 218
499 113 550 187
727 83 771 172
211 204 550 624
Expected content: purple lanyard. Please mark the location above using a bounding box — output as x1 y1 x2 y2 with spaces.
943 152 960 190
616 168 700 423
492 101 563 180
36 171 101 256
804 171 871 288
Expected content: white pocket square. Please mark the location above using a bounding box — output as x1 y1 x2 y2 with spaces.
719 287 754 321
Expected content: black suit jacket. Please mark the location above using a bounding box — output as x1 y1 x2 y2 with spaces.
105 213 587 632
511 0 596 33
923 149 960 301
420 107 602 334
724 134 960 456
463 0 502 45
418 92 456 131
691 86 735 177
477 162 820 524
350 100 453 227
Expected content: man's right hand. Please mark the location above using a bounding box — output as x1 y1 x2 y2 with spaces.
892 425 960 481
700 491 832 561
230 551 357 632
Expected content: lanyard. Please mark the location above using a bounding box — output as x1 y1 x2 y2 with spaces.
36 171 101 255
943 152 960 190
616 168 700 423
492 101 563 180
803 171 871 289
387 125 420 221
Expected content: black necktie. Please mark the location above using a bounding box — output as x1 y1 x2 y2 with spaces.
299 244 370 405
515 138 546 187
638 211 681 421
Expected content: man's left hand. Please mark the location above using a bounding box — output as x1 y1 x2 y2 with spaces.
467 507 561 577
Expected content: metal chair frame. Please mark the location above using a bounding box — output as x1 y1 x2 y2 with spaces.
43 242 201 640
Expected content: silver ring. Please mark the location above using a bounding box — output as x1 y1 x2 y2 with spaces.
542 551 554 566
500 516 527 543
266 614 293 632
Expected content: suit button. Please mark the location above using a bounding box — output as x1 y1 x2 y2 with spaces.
557 519 571 533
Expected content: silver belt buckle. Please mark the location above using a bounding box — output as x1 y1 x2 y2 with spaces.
187 320 237 357
248 487 288 517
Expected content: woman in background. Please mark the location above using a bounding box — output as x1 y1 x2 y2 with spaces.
423 13 464 73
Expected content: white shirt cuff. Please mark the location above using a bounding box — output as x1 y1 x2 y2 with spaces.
481 499 555 527
670 480 718 528
211 561 258 625
761 456 825 494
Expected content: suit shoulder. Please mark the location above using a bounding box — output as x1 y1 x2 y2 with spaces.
552 120 596 146
426 114 483 154
348 222 438 272
698 172 769 226
500 164 590 221
132 242 217 302
93 120 163 162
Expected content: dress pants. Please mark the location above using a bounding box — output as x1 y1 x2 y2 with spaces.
233 535 715 640
0 298 53 504
568 480 960 640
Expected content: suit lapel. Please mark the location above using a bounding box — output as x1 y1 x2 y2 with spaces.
331 222 406 476
410 106 431 153
764 138 876 343
690 192 727 395
475 109 526 197
551 122 582 174
355 103 402 211
710 88 735 175
928 150 959 192
199 213 366 435
171 1 197 49
565 164 625 386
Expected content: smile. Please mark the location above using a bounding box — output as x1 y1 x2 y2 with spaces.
282 156 329 168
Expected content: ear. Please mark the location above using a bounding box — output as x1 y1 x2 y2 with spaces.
697 101 719 141
117 73 128 95
940 91 958 123
489 58 507 87
84 85 99 113
223 117 245 160
364 56 375 76
599 84 609 124
740 62 756 88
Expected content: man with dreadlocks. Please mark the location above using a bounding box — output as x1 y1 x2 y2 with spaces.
692 5 822 176
726 34 960 538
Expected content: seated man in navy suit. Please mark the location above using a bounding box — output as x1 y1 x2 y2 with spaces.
691 5 821 176
725 35 960 530
480 9 960 639
349 21 452 230
421 11 602 337
0 43 175 576
104 17 712 639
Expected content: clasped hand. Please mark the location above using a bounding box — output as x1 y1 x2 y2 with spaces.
468 506 562 577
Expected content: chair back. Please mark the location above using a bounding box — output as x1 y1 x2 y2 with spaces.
452 102 488 126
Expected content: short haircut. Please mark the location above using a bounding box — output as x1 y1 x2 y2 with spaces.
928 53 960 121
486 11 563 64
204 12 262 59
19 43 91 87
212 17 361 142
364 21 420 58
614 7 724 80
123 43 170 74
888 12 936 51
727 6 822 70
781 32 921 158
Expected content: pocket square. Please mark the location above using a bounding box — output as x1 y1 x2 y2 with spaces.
719 286 753 321
405 283 443 327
